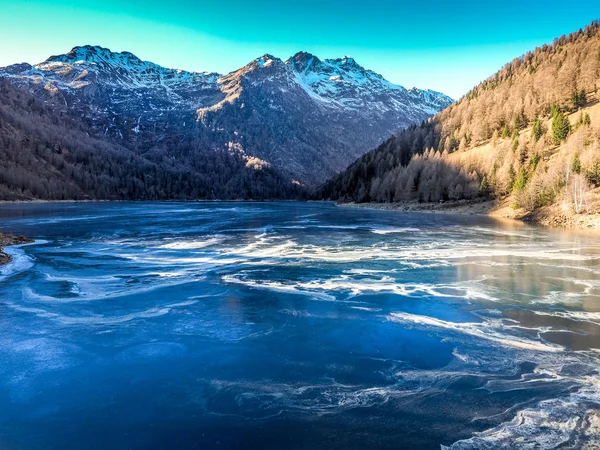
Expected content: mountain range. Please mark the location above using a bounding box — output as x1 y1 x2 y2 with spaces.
0 45 452 200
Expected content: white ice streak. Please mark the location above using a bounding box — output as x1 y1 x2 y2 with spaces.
0 248 34 281
533 309 600 325
208 379 421 415
158 235 227 249
370 227 421 235
444 380 600 449
388 312 562 352
225 232 600 265
223 273 497 302
0 240 47 282
5 299 198 325
461 226 534 238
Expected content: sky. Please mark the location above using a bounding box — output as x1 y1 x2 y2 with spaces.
1 0 599 99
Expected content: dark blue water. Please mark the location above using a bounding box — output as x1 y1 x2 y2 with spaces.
0 202 599 449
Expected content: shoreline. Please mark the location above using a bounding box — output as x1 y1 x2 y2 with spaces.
0 232 34 265
337 199 494 216
337 200 600 231
0 198 306 204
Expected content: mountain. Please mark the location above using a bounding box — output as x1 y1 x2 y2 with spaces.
0 78 302 201
0 46 452 193
196 52 452 184
318 20 600 225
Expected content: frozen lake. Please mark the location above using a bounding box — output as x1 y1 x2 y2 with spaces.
0 202 598 449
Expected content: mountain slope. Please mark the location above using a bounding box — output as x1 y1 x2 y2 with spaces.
0 78 302 201
1 46 452 189
319 20 600 225
196 52 452 184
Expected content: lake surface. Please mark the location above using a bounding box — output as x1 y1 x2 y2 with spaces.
0 202 599 449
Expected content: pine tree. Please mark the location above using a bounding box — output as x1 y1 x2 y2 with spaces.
512 138 520 153
513 167 528 192
508 165 517 189
552 111 571 144
588 159 600 186
449 134 457 153
572 153 582 174
532 118 544 141
513 116 521 132
511 128 519 141
571 89 587 109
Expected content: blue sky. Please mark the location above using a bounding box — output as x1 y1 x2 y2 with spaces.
1 0 598 98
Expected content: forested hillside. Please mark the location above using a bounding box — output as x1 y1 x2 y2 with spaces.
0 79 302 200
320 20 600 222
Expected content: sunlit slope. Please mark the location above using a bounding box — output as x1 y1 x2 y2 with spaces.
319 20 600 226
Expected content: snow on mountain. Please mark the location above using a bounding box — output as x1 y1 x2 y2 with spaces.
0 46 453 185
43 45 220 88
1 45 223 116
286 51 452 116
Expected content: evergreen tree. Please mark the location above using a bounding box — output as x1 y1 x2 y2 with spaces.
552 111 571 144
532 118 544 141
530 154 541 170
572 153 582 174
511 128 519 141
588 159 600 186
508 165 517 188
513 167 528 192
447 134 457 153
571 89 587 109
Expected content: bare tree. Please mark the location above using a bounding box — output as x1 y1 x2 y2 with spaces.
571 173 589 214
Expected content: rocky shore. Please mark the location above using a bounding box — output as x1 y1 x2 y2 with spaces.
0 232 34 265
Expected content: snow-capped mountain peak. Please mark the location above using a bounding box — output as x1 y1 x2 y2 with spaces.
40 45 219 81
242 54 284 71
331 55 358 67
45 45 130 64
0 45 453 186
1 45 223 116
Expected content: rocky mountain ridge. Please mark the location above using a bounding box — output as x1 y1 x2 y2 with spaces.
0 45 452 194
